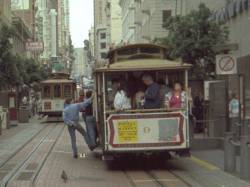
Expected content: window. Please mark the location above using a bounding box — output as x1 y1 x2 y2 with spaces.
140 47 160 54
43 86 51 98
101 53 106 59
100 42 106 49
54 85 61 98
64 85 72 97
162 10 172 27
117 48 137 56
100 33 106 39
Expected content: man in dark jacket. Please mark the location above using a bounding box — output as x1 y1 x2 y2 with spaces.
142 74 161 109
85 90 98 148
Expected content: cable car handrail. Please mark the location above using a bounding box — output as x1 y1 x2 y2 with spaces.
105 108 186 114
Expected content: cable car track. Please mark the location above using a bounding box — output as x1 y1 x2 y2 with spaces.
0 124 49 170
124 169 192 187
0 123 64 187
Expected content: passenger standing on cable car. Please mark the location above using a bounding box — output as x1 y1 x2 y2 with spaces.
85 90 98 148
113 80 131 111
142 74 161 109
63 97 95 159
166 82 186 108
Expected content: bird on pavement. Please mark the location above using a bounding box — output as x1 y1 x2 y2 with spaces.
61 170 68 183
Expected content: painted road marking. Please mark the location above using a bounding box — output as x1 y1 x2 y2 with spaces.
189 156 219 171
134 179 178 183
53 150 72 154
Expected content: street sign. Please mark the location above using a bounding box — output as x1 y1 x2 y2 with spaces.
25 42 44 52
216 55 237 75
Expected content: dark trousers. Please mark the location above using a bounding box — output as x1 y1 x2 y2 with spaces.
67 123 92 156
85 116 97 147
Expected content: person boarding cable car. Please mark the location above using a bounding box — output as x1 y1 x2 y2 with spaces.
63 97 96 159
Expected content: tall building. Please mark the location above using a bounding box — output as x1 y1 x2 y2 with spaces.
94 0 109 63
73 48 87 79
119 0 136 43
89 26 95 59
1 0 30 57
34 0 71 72
94 0 122 64
120 0 179 43
106 0 122 48
11 16 32 57
11 0 36 37
57 0 70 54
64 0 70 50
35 0 56 63
57 0 71 69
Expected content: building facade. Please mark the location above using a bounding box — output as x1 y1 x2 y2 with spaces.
119 0 136 43
35 0 55 62
34 0 71 72
107 0 122 47
57 0 70 56
120 0 179 43
0 0 32 58
89 26 95 59
94 0 122 64
94 0 109 63
11 16 32 57
11 0 36 37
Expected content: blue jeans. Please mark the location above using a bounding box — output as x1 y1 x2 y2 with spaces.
85 116 97 147
67 122 92 156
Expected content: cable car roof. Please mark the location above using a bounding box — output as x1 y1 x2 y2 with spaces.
95 59 192 72
40 79 75 84
107 43 167 58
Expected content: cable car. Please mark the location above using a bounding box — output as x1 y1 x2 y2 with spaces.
94 43 192 159
40 73 76 121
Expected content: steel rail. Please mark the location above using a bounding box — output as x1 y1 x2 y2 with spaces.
0 124 49 169
31 125 65 187
1 124 58 187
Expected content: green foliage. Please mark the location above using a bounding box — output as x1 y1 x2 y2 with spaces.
0 21 48 90
155 3 229 79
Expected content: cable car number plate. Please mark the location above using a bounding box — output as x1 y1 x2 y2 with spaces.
118 120 138 143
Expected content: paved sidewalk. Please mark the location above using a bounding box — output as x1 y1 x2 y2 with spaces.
0 117 45 167
192 149 250 184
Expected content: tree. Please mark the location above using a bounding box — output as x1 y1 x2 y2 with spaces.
0 22 20 89
0 20 48 90
155 3 229 79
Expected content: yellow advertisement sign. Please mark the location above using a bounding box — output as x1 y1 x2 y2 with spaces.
118 120 138 143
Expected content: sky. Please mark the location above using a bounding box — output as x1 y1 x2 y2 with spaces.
69 0 93 48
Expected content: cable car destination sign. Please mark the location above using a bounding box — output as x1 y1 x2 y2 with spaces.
216 54 237 75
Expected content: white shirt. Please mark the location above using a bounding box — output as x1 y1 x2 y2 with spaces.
114 90 131 110
229 99 239 118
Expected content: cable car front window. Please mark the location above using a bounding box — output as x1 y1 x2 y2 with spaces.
43 86 51 98
64 85 71 97
54 85 61 98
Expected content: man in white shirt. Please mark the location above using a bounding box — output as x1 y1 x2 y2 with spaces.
229 93 240 133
